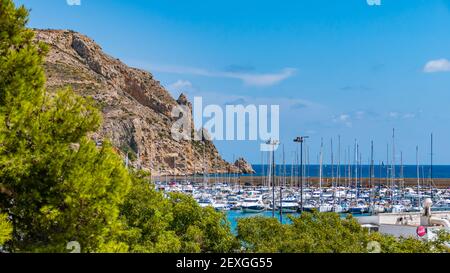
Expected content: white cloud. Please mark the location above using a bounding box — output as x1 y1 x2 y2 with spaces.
131 62 296 87
355 111 365 120
389 112 400 118
168 80 193 91
333 114 352 128
402 113 416 119
389 111 417 120
234 68 296 86
424 58 450 73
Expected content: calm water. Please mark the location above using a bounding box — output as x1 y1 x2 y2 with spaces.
242 165 450 179
226 210 370 233
227 210 296 232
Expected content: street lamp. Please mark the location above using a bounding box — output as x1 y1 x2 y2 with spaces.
294 136 309 212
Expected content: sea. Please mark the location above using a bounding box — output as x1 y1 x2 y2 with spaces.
240 164 450 179
226 210 370 233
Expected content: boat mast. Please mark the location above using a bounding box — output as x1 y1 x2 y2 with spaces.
280 144 285 222
272 140 277 218
416 145 421 208
203 144 206 187
331 138 334 188
370 140 374 204
291 152 294 188
430 133 434 199
331 138 336 207
319 138 324 206
266 139 278 218
354 139 358 202
392 128 396 203
379 161 383 203
400 151 404 197
358 144 361 200
348 146 351 190
307 145 310 188
338 135 341 205
338 135 341 188
283 144 287 188
386 143 390 202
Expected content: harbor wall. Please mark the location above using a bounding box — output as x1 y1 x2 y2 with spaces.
154 176 450 189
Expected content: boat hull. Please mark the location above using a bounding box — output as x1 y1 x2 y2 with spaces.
242 206 266 213
348 207 367 214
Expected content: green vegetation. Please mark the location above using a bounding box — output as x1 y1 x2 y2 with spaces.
0 0 448 254
120 171 238 253
0 0 237 253
0 0 131 252
0 213 12 245
237 211 450 253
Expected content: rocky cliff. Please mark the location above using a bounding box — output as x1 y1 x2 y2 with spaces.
35 29 253 175
234 158 256 174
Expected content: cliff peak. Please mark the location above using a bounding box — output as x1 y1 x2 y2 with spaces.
35 29 242 175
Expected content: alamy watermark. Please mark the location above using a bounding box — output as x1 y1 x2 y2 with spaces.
367 0 381 6
171 97 280 152
66 0 81 5
66 241 81 253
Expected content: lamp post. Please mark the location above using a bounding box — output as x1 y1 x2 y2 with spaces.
294 136 309 212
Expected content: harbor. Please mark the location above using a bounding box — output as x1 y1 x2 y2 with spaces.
154 176 450 240
154 177 450 215
153 133 450 234
154 132 450 240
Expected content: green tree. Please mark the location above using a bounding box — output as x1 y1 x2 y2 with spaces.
120 174 238 253
0 213 12 246
119 171 181 253
287 212 369 253
0 0 131 252
237 211 449 253
167 193 238 253
0 0 238 254
237 217 291 253
237 212 369 253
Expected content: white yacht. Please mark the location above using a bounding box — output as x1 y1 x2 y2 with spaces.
318 204 334 213
241 196 266 213
276 198 299 213
197 196 215 208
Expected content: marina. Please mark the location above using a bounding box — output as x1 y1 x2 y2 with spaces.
154 134 450 230
155 178 450 240
155 178 450 215
154 132 450 241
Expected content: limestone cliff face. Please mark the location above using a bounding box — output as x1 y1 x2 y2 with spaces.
35 29 243 175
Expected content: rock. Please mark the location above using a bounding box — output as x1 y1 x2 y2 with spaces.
234 158 255 174
34 29 251 176
177 93 190 107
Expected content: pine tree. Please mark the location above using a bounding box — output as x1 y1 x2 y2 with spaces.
0 0 131 252
0 0 240 254
0 213 12 246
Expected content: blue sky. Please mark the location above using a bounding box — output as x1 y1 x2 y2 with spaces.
14 0 450 164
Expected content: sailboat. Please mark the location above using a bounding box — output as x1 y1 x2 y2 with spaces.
318 138 333 212
349 140 368 214
276 196 299 213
